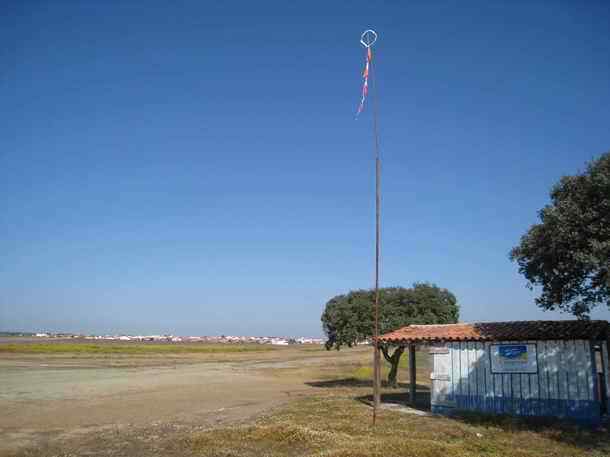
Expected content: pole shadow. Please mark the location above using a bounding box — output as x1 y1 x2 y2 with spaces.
355 389 431 412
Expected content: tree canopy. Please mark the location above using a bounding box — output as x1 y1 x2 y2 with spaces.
322 284 459 350
510 151 610 318
321 283 459 386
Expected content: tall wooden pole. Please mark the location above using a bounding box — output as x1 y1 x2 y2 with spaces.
370 34 382 424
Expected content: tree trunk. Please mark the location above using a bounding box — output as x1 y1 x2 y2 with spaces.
387 356 400 388
380 345 405 388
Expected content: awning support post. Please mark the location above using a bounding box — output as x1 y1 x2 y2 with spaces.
409 343 416 406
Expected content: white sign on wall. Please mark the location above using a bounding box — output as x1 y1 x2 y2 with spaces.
490 344 538 373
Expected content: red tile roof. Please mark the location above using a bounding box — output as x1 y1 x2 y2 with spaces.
378 320 610 343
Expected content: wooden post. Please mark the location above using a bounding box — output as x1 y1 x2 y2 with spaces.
409 344 416 406
374 341 381 410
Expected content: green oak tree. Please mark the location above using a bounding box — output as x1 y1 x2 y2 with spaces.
510 151 610 318
321 283 459 387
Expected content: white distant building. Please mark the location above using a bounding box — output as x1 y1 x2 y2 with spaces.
296 337 324 345
35 333 49 337
271 338 289 346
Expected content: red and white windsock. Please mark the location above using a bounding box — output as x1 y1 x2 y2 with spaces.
356 30 377 117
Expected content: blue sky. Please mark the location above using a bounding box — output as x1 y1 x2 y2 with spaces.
2 1 609 337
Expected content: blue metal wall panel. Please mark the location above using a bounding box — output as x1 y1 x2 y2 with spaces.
430 339 603 424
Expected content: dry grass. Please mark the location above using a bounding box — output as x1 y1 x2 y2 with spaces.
190 394 610 457
189 348 610 457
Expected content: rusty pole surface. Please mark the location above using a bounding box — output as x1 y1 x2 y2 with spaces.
370 35 382 424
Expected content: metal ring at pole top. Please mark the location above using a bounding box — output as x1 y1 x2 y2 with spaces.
360 29 378 48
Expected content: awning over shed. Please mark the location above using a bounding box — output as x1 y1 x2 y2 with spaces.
378 320 610 344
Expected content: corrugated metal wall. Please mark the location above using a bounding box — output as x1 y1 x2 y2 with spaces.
430 340 606 423
602 341 610 400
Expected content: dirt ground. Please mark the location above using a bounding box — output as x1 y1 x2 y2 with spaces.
0 344 373 457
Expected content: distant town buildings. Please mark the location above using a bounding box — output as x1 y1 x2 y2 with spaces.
32 332 324 345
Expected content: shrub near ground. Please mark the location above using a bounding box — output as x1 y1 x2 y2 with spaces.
190 394 610 457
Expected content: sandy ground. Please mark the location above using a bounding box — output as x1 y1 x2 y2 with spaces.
0 346 370 456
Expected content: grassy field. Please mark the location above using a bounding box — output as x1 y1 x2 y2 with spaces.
2 344 609 457
350 349 415 381
0 342 277 354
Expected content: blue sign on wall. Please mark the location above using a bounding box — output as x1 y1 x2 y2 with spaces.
491 343 538 373
499 345 528 360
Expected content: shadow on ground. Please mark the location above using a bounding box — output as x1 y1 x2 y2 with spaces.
451 410 610 450
356 390 431 412
305 378 432 412
366 392 609 451
305 377 430 391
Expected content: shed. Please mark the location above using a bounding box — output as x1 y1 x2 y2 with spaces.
378 320 610 424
